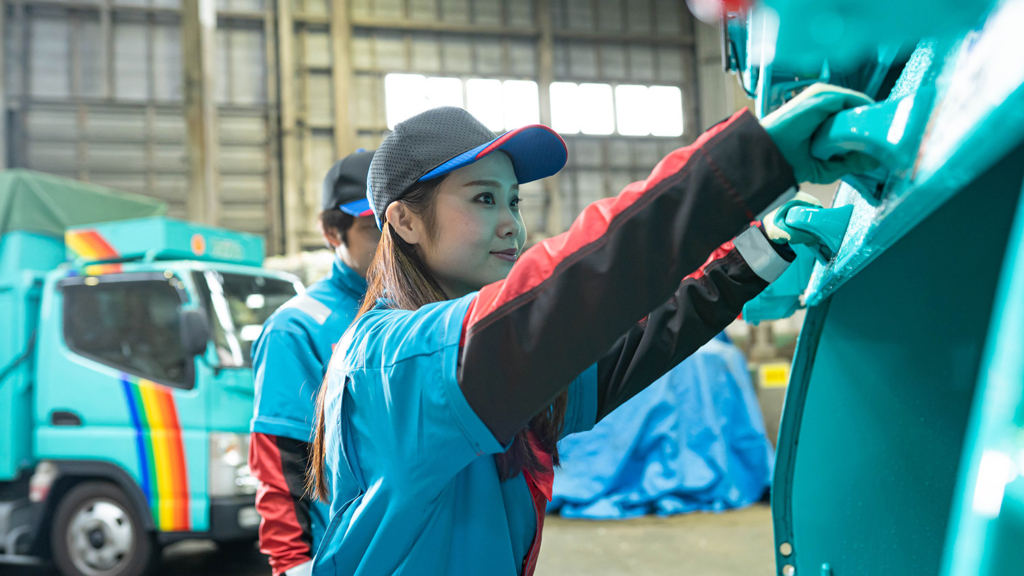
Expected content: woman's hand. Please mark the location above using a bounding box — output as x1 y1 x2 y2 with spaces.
762 83 880 184
762 191 823 245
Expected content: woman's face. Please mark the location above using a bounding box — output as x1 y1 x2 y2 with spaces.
415 152 526 298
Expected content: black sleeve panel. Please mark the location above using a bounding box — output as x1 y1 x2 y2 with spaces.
273 435 314 552
458 111 797 444
595 244 768 421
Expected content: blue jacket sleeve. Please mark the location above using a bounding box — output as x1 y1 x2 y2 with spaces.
252 322 326 442
560 364 598 440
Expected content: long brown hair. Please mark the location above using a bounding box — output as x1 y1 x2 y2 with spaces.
307 177 568 502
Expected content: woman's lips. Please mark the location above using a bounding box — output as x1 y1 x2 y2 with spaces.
491 249 518 262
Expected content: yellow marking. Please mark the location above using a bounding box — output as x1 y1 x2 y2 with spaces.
64 232 94 258
759 363 790 389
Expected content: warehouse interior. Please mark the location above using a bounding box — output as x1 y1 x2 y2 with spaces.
4 0 1024 575
2 2 779 573
1 0 748 251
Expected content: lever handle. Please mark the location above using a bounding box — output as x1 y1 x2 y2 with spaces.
807 87 934 201
810 99 905 168
783 204 855 259
809 86 935 169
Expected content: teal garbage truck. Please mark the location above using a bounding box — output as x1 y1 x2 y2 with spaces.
0 170 302 576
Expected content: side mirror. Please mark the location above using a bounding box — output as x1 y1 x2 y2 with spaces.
180 309 211 357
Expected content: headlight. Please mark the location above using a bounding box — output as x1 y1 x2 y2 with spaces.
30 461 58 503
209 432 256 496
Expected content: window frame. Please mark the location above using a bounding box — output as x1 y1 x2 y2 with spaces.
60 271 198 391
190 269 300 369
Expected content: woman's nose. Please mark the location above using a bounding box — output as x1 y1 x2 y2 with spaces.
497 206 522 238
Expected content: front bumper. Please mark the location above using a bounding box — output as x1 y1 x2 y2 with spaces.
208 495 260 542
0 498 45 564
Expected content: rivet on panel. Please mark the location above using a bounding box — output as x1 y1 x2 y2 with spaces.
779 542 793 557
782 565 796 576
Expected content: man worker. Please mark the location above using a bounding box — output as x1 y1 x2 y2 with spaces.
248 150 380 576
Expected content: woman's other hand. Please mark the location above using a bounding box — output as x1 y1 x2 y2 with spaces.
762 191 823 245
762 83 880 184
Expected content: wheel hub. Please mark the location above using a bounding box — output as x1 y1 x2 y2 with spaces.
88 528 105 549
67 499 134 575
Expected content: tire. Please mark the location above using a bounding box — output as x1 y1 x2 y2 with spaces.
50 481 155 576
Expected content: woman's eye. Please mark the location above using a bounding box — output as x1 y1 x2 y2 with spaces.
510 197 521 209
476 193 496 205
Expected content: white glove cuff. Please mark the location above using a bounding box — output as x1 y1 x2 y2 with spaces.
284 560 312 576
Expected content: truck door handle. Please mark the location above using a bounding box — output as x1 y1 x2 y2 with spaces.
782 205 855 260
50 411 83 426
809 86 935 199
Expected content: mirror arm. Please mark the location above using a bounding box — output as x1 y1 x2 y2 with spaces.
194 353 223 377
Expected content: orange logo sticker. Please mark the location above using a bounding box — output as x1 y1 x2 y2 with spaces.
191 234 207 256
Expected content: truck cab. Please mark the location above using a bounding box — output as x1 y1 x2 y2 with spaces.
0 172 301 576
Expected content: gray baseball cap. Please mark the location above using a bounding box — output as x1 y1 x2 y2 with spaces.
367 106 567 228
322 149 375 216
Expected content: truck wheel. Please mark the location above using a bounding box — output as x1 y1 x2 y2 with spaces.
51 481 155 576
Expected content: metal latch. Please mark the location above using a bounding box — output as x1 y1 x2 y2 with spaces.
809 86 936 200
779 204 855 263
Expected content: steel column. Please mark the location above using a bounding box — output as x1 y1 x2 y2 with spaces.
181 0 220 224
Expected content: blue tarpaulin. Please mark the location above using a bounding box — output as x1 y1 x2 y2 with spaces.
548 335 774 519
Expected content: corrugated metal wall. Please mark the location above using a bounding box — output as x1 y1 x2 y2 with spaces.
2 0 279 243
283 0 702 249
3 0 715 254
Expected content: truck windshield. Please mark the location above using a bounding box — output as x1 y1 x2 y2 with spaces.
194 271 299 367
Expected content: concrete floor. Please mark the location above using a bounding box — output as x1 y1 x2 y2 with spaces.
9 504 776 575
536 504 776 576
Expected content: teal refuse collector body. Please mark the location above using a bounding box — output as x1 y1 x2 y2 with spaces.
731 1 1024 574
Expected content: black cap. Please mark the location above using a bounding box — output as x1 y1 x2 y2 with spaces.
367 107 567 228
322 150 375 216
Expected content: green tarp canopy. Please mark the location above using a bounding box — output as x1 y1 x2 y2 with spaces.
0 169 167 238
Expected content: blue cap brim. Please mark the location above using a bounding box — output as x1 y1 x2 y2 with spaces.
339 198 373 217
419 125 568 184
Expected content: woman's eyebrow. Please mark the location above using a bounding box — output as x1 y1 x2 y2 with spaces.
462 179 518 190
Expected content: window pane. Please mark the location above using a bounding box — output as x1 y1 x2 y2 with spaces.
384 73 427 129
502 80 540 129
615 84 651 136
578 83 615 135
425 76 464 109
466 78 505 131
649 85 684 137
63 278 189 387
197 272 298 367
550 82 581 135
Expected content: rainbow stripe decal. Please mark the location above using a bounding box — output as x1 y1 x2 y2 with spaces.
65 229 123 275
120 374 191 531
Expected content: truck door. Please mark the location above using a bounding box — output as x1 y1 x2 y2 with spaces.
191 269 299 433
38 271 207 533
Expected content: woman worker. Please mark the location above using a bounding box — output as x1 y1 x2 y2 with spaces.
308 84 876 575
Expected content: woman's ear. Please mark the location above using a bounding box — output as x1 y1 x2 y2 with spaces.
385 201 423 246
